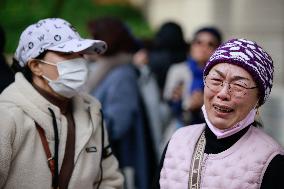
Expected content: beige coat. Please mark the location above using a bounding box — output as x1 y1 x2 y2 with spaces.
163 62 192 110
0 73 124 189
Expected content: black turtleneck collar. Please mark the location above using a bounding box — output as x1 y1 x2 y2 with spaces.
204 125 250 154
32 83 72 115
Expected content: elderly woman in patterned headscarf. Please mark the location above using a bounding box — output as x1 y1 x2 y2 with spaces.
157 38 284 189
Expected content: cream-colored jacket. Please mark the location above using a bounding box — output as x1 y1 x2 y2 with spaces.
0 73 124 189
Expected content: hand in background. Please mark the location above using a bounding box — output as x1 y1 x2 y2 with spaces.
133 49 149 68
171 81 184 102
187 90 203 110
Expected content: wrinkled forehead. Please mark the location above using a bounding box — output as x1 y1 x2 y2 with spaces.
209 63 255 82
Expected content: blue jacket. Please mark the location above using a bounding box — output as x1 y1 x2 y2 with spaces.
91 63 151 189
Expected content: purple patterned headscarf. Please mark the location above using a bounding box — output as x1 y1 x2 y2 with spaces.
203 38 274 106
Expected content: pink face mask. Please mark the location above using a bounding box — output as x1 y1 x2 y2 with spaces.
202 105 257 139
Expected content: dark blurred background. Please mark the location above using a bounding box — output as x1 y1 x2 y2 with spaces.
0 0 153 53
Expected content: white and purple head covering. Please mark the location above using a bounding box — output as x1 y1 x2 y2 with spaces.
15 18 107 67
203 38 274 106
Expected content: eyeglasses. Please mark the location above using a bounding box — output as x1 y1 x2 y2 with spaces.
36 59 57 66
204 75 257 98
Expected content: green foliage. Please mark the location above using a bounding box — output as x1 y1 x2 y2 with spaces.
0 0 153 53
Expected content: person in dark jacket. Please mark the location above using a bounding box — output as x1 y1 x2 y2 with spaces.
87 17 157 189
136 22 188 94
0 25 14 93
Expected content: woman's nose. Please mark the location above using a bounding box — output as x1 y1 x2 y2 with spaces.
217 82 231 100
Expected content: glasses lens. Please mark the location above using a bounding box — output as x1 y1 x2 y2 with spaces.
205 76 222 93
205 76 247 98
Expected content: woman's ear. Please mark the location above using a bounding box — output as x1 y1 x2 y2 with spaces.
27 59 42 76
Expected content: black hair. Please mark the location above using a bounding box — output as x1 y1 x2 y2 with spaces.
88 17 141 56
0 25 5 54
154 21 188 51
252 120 263 128
193 27 223 46
0 25 8 66
11 51 47 83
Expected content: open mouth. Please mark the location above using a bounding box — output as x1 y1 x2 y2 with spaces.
213 104 234 113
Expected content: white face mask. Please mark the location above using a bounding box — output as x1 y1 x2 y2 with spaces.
40 58 89 98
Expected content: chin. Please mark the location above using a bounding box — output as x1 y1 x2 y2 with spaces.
209 117 233 130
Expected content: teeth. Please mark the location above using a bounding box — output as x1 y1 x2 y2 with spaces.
213 105 233 113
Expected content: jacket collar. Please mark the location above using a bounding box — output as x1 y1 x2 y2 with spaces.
1 73 102 143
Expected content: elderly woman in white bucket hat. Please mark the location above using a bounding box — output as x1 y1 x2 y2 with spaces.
0 18 123 189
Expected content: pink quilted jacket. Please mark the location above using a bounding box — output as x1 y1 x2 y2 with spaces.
160 124 284 189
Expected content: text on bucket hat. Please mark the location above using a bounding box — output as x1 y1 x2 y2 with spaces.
203 38 274 106
15 18 107 67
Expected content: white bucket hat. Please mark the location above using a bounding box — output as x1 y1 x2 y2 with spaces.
15 18 107 67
